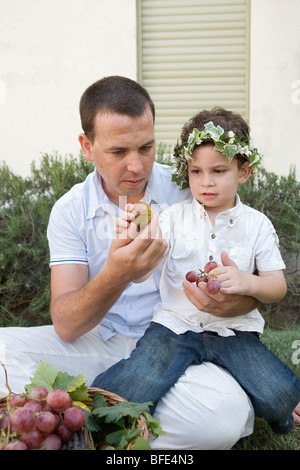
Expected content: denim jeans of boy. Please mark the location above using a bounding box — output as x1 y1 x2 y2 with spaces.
92 323 300 434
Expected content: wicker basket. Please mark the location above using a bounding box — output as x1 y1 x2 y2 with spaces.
0 387 150 450
85 387 150 449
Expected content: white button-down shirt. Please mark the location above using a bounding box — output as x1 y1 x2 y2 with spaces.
152 196 286 336
47 163 191 341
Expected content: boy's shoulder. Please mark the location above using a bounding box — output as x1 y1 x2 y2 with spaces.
241 202 275 229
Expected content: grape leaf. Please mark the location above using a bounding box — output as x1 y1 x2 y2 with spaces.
69 384 90 401
91 401 152 424
84 411 100 432
134 437 152 450
106 428 141 449
24 360 89 401
92 391 107 409
53 371 86 393
143 411 166 438
25 361 58 392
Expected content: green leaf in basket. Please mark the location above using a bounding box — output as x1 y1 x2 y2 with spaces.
92 391 107 409
92 400 152 424
143 411 166 438
53 372 89 400
134 437 152 450
106 428 141 449
25 361 58 392
84 411 100 432
68 384 90 402
24 360 89 401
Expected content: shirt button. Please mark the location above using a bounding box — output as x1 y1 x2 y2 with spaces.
229 219 234 225
211 233 216 239
200 323 204 328
209 255 213 260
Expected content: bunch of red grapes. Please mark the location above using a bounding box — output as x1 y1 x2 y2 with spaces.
185 260 221 294
0 387 86 450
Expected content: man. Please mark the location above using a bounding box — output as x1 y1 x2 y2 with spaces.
1 76 295 449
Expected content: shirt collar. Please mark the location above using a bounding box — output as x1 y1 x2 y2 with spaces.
86 169 113 219
142 163 160 206
192 197 206 219
191 193 243 226
86 165 162 220
216 193 243 227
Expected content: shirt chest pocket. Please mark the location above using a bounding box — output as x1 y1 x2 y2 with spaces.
227 246 254 273
168 239 202 276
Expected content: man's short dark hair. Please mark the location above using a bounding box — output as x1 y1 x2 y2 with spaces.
79 76 155 142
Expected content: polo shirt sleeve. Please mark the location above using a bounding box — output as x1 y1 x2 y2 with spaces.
47 200 88 266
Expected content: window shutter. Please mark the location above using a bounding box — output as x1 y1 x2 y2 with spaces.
137 0 250 145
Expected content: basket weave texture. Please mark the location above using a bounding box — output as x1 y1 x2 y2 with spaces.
0 387 150 450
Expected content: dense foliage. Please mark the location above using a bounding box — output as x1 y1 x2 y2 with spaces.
0 153 94 326
0 151 299 327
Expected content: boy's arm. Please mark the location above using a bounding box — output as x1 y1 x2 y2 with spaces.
217 268 287 303
182 251 284 318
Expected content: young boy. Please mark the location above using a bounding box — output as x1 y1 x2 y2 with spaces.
92 108 300 434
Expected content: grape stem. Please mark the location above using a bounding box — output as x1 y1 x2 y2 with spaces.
0 361 12 397
0 361 12 450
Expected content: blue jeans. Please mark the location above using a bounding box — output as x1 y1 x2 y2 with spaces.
92 323 300 434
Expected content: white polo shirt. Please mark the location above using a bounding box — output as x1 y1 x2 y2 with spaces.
47 163 191 341
152 196 286 336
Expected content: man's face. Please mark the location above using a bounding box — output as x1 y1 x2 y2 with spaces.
79 107 155 206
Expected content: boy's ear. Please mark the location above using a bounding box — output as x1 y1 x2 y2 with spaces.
238 162 253 184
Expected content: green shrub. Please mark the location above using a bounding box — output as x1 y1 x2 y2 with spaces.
0 152 94 327
0 151 299 328
238 165 300 250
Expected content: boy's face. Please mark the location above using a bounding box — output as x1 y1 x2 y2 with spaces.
79 107 155 206
188 145 252 217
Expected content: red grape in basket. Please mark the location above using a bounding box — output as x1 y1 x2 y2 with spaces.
11 407 35 433
64 406 86 431
47 389 72 411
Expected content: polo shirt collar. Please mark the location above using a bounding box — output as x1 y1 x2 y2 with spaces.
142 164 160 206
86 166 161 219
86 169 113 219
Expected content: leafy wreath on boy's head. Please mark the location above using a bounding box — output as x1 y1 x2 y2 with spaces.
171 121 263 190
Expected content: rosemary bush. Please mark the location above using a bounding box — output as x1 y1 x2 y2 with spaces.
0 152 94 326
238 165 300 251
0 151 299 327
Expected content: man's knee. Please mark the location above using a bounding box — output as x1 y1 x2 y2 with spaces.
151 363 254 450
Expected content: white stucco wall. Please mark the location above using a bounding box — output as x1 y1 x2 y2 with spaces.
249 0 300 179
0 0 137 176
1 0 299 180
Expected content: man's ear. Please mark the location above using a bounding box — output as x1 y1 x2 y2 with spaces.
238 162 253 184
78 133 94 162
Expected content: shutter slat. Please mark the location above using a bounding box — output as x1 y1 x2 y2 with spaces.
138 0 249 144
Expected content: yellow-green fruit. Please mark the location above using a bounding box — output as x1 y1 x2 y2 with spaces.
132 201 152 228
